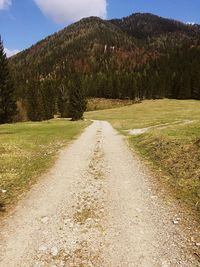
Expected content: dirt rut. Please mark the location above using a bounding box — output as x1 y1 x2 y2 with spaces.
0 121 199 266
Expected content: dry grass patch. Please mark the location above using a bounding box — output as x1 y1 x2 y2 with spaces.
0 119 90 213
87 98 133 111
86 99 200 213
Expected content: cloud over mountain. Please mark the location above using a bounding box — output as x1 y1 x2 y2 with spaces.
34 0 107 24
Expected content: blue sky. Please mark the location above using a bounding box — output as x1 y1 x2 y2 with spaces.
0 0 200 56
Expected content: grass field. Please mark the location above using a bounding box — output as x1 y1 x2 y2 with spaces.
0 119 89 212
86 99 200 212
87 98 134 111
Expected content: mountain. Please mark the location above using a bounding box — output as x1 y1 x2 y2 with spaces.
10 13 200 81
8 13 200 121
110 13 200 39
10 16 142 85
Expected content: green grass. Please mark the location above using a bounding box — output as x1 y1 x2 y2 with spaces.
0 119 90 212
86 99 200 212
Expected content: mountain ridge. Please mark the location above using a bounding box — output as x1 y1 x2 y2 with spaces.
10 12 199 79
11 12 200 59
110 12 200 38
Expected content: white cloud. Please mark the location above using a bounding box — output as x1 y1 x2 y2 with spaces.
34 0 107 24
4 48 20 57
0 0 11 10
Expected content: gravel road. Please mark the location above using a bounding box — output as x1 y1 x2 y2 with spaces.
0 121 199 266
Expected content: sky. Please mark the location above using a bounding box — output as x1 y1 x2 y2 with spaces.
0 0 200 57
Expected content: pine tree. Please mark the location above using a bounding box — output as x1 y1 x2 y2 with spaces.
0 36 16 124
68 77 87 121
41 80 56 120
58 81 70 118
26 80 44 121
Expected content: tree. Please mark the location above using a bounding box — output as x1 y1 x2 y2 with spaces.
68 76 87 121
58 81 70 118
26 80 44 121
41 79 57 120
0 36 16 124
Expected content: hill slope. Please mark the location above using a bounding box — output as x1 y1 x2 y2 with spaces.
9 13 200 121
111 13 200 39
11 13 200 78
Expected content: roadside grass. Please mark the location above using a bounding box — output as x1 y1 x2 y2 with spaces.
87 98 133 111
86 99 200 212
0 119 90 212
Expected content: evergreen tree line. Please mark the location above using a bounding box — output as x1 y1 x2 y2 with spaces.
4 45 200 123
84 44 200 100
25 75 86 121
0 37 16 124
1 34 200 124
138 45 200 100
24 43 200 122
0 36 86 123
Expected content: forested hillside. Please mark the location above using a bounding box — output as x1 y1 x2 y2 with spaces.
9 13 200 121
111 13 200 39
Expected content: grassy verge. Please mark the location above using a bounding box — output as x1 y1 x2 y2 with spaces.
0 119 90 212
86 99 200 212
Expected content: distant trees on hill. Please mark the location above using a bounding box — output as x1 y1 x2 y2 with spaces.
4 13 200 122
24 76 87 121
137 44 200 100
68 76 87 121
0 37 16 124
21 41 200 122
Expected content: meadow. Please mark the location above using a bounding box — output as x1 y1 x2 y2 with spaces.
1 99 199 215
86 99 200 212
86 98 133 111
0 119 89 212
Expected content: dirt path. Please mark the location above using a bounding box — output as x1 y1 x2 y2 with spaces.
0 121 199 267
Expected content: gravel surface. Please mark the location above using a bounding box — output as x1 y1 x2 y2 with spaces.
0 121 199 266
